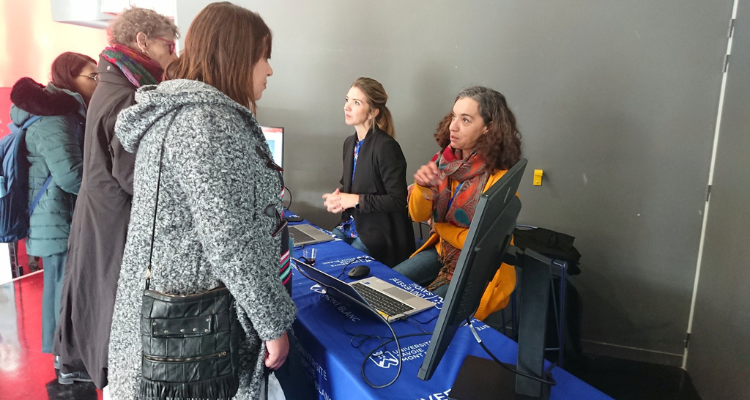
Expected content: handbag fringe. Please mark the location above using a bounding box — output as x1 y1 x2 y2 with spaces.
140 374 239 400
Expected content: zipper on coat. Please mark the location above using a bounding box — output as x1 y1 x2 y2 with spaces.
144 351 227 363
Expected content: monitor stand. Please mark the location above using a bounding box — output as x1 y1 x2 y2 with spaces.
449 247 552 400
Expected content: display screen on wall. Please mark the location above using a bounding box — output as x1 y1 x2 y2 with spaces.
261 126 284 168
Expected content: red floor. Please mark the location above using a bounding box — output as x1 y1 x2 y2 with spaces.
0 271 102 400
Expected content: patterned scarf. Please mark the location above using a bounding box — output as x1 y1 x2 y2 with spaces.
427 146 489 291
101 44 163 88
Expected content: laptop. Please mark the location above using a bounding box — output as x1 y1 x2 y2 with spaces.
288 224 335 247
293 257 435 322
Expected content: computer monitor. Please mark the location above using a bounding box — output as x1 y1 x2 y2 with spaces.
261 126 284 168
417 158 553 399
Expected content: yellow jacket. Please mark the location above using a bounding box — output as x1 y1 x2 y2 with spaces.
409 170 516 320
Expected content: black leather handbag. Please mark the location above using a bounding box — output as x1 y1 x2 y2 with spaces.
139 112 242 399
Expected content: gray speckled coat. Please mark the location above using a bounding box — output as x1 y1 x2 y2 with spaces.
108 79 297 399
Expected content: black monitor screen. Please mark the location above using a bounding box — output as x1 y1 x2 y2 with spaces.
417 158 527 381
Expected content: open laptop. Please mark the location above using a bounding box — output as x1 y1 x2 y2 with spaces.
288 224 335 247
293 257 435 322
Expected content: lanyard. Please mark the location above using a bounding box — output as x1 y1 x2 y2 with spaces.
447 181 464 210
351 138 364 184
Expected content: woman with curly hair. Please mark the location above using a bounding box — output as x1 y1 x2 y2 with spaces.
53 6 179 388
394 86 521 320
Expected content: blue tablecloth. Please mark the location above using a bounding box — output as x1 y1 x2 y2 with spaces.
287 221 610 400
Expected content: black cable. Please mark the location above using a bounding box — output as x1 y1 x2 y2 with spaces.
405 316 432 334
342 312 434 388
360 331 433 389
467 319 557 386
283 185 293 212
340 316 390 356
335 256 369 279
407 312 439 326
294 258 418 389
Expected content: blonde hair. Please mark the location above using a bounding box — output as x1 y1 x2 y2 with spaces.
351 77 395 138
108 6 179 46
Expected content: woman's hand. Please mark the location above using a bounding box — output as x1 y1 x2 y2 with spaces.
323 189 360 213
322 188 343 213
265 332 289 370
414 162 442 188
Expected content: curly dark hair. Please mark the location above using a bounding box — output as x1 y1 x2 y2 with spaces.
434 86 522 171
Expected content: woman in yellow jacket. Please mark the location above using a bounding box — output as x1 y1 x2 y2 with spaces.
394 86 522 320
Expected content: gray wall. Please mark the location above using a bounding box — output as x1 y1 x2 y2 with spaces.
687 1 750 398
176 1 732 364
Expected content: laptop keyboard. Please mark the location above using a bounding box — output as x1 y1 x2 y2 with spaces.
351 282 414 317
288 226 315 244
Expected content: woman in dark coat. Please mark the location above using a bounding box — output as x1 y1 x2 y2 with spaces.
53 7 179 387
322 77 415 267
9 52 96 365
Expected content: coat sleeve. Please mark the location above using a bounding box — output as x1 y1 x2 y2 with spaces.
104 91 137 195
171 110 296 342
31 116 83 194
408 183 433 223
359 138 409 213
339 139 346 190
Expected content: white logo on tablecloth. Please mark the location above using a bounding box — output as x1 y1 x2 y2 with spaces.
310 284 325 294
388 277 444 309
369 350 400 369
416 389 451 400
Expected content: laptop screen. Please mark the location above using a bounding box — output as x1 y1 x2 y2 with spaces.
292 258 366 306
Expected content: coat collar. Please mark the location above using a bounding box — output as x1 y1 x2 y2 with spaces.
9 77 85 125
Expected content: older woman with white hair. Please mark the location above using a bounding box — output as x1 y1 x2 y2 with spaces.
53 6 179 388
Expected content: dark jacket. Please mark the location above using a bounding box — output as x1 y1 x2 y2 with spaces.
53 56 137 388
339 127 415 267
9 78 84 257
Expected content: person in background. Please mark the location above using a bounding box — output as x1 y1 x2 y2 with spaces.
53 6 179 387
107 3 296 399
9 52 96 370
394 86 521 320
322 77 415 267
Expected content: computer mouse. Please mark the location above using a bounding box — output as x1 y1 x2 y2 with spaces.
347 265 370 280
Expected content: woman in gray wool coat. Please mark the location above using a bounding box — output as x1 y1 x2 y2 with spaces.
107 3 295 399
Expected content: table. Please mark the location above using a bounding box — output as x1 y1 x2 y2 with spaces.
286 220 611 400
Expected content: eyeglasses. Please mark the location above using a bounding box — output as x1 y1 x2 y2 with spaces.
153 36 176 55
78 73 99 82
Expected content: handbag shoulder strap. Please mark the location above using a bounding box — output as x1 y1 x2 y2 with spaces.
145 109 181 290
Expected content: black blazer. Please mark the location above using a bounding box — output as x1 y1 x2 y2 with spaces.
339 127 415 267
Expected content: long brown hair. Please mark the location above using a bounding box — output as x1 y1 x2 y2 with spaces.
166 2 271 113
50 52 96 93
351 77 395 138
434 86 522 171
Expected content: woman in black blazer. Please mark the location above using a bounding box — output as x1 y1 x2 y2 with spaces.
322 77 415 267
